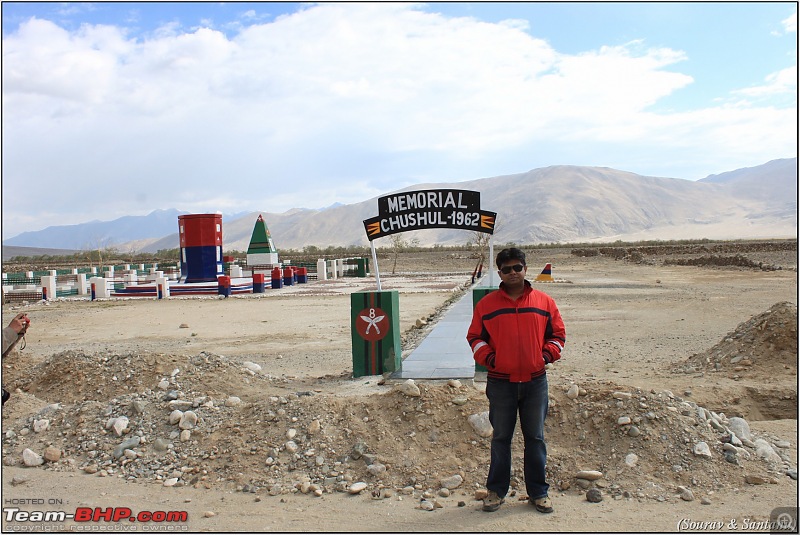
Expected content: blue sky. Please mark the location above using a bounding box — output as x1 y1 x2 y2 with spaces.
1 2 796 238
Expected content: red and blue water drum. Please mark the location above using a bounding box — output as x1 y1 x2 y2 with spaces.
178 214 224 283
297 267 308 284
217 275 231 297
283 266 294 286
253 273 266 293
271 267 283 289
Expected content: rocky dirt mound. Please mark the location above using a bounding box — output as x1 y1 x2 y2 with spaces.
2 350 795 505
672 302 798 420
575 240 797 257
677 302 797 377
545 380 795 500
4 351 284 405
571 240 797 271
663 254 783 271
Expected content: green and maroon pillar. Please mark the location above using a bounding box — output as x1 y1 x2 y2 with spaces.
351 291 401 378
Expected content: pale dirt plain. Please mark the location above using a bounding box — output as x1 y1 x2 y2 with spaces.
1 242 797 533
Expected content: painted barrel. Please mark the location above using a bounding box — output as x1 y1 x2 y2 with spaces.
271 267 283 289
253 273 266 293
297 267 308 283
283 266 294 286
218 275 231 297
178 214 224 283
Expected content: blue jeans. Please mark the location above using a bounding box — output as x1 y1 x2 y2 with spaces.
485 374 549 500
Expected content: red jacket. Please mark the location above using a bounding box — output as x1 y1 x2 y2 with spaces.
467 280 565 382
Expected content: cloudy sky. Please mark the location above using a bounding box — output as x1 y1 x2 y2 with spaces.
2 2 796 239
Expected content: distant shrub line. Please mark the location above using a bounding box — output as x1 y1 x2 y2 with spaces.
5 238 794 270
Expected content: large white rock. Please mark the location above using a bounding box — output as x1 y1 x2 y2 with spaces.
727 417 752 442
693 441 712 458
367 463 387 476
348 482 368 494
22 449 43 467
243 361 262 373
576 470 603 481
440 474 463 489
467 412 493 438
396 379 421 397
112 416 129 437
178 411 198 430
33 419 50 433
754 439 782 463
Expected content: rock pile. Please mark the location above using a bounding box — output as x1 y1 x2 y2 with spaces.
544 379 796 504
677 302 797 378
571 240 797 271
2 351 795 506
664 254 783 271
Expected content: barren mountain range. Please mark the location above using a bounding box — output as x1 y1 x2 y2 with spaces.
4 158 796 255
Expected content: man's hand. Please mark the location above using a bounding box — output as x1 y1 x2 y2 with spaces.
8 313 30 334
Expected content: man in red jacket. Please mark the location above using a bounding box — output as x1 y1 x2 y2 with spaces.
467 248 566 513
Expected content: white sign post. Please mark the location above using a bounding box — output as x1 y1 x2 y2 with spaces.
370 240 382 291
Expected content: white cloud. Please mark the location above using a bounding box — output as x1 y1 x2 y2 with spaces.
1 3 795 237
734 66 798 98
783 11 797 33
2 18 127 104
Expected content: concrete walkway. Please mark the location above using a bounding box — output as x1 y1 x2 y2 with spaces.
390 276 495 380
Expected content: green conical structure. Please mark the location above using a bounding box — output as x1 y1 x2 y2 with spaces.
246 214 279 266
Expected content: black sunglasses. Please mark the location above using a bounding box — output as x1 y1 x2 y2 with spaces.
499 264 525 274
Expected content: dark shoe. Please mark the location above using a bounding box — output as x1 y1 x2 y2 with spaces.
532 496 553 513
482 491 504 512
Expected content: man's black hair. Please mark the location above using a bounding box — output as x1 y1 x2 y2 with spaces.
495 247 526 269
